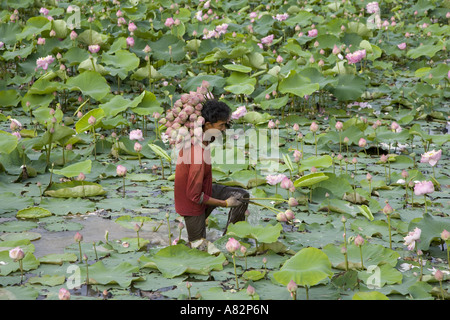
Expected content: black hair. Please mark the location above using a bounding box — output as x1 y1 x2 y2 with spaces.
201 99 231 126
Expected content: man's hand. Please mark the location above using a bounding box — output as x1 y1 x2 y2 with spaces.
225 196 242 207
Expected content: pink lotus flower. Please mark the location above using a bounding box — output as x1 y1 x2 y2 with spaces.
397 42 406 50
280 177 294 189
276 212 287 222
116 164 127 177
9 247 24 261
420 149 441 167
58 288 71 300
226 237 241 253
414 180 434 196
126 37 134 47
129 129 144 141
10 118 22 131
273 13 289 22
231 106 247 120
403 227 421 251
310 121 319 133
335 121 343 131
266 174 286 185
88 44 100 54
36 55 55 70
346 49 366 64
261 34 273 46
354 234 365 246
308 29 318 37
366 2 379 14
358 138 367 148
165 17 175 27
128 22 137 33
70 30 78 40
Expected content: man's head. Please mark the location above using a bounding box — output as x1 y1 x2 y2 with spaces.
201 99 231 133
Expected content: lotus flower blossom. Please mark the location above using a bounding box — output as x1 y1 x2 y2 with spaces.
39 7 49 16
116 165 127 177
266 174 287 186
308 29 318 37
226 237 241 253
397 42 406 50
10 118 22 131
366 2 379 14
420 149 442 167
231 106 247 120
129 129 144 141
414 180 434 196
126 36 134 47
346 49 366 64
128 22 137 32
9 247 24 261
58 288 71 300
273 13 289 22
280 177 294 190
403 227 421 251
165 17 175 27
88 44 100 54
36 55 55 70
261 34 274 45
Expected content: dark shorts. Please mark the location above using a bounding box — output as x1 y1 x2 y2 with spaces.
183 184 249 242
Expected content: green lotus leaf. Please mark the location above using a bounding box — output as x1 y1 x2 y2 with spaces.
226 221 283 244
259 95 289 110
16 16 51 41
44 181 106 198
140 244 226 278
278 70 320 98
223 64 252 73
16 207 52 219
297 155 333 172
115 215 153 230
407 41 444 59
0 90 20 107
52 159 92 178
75 108 105 133
80 261 141 288
39 253 78 265
352 291 389 300
0 286 39 300
65 71 110 101
76 29 109 46
0 251 40 276
0 130 18 154
28 274 66 286
149 34 186 62
408 213 450 251
131 91 162 116
102 50 140 80
328 74 366 101
273 247 333 287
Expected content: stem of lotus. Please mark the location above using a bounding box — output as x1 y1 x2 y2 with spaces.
78 242 83 263
359 246 364 270
232 253 239 290
19 260 23 283
166 214 172 245
424 195 427 214
387 214 392 249
122 176 125 198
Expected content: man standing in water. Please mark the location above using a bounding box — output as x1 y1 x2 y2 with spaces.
174 99 249 243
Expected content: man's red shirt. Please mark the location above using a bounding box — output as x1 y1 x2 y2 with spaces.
174 143 212 216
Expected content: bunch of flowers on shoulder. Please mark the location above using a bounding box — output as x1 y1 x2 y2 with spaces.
159 81 214 149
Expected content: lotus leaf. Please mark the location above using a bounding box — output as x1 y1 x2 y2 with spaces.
140 244 226 278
